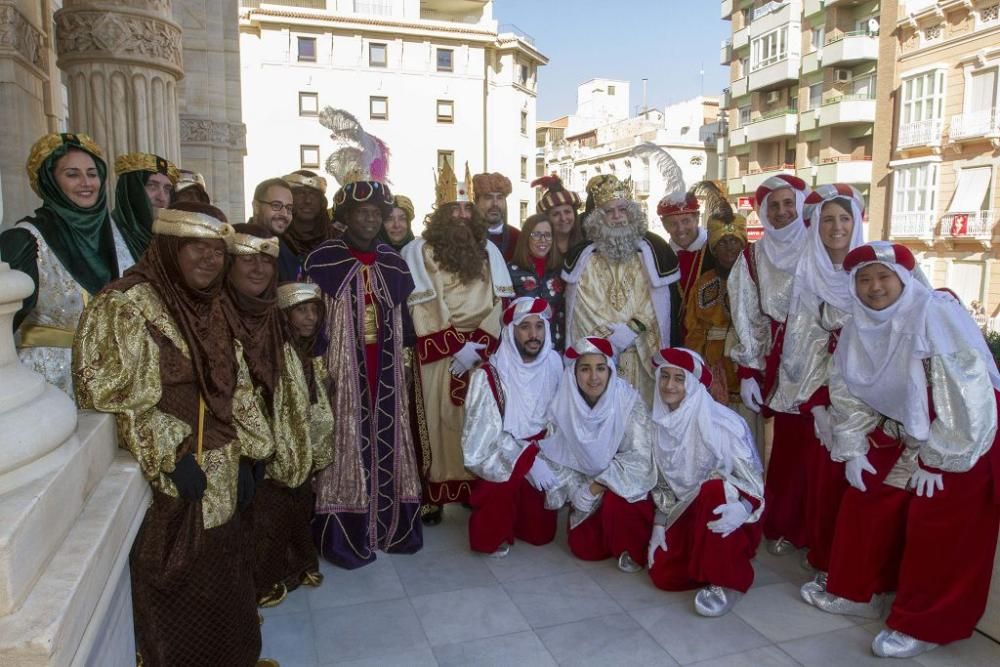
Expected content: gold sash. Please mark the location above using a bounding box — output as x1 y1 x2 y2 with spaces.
18 323 76 349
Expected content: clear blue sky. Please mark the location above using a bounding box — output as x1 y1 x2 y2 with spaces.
494 0 730 120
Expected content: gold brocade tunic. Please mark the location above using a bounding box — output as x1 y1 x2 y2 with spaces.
570 253 661 407
309 357 335 472
73 283 272 529
264 342 320 490
684 269 738 403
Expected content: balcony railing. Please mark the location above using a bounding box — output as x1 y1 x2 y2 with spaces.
897 118 944 149
354 0 393 15
752 0 789 21
890 211 936 239
944 210 997 239
949 109 1000 142
498 23 535 45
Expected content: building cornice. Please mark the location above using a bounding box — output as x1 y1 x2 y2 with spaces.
899 23 1000 62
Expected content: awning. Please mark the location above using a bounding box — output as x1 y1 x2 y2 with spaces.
948 167 992 213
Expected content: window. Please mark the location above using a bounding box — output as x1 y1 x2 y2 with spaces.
298 92 318 116
437 150 454 172
852 74 877 98
520 201 529 222
369 42 387 67
437 48 453 72
520 156 528 180
893 163 939 215
900 70 946 126
806 140 821 165
436 99 454 123
300 145 320 169
519 64 529 86
968 69 998 115
750 27 788 71
810 26 825 51
370 96 388 120
297 37 316 62
738 105 751 127
520 110 528 135
608 84 617 96
808 83 823 110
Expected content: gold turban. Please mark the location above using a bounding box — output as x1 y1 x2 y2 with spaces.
153 207 235 241
707 214 748 250
114 152 180 184
277 282 322 309
25 132 104 197
229 232 280 257
392 194 415 222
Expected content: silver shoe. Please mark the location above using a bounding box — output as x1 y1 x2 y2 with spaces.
800 550 818 572
799 571 828 604
871 629 939 658
811 589 886 619
487 543 511 559
767 537 796 556
694 585 742 617
617 551 642 573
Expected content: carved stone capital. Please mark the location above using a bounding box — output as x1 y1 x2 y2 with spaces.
54 4 183 79
180 117 247 152
0 2 47 76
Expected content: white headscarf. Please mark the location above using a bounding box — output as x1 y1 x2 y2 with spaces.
540 338 639 476
789 185 866 316
651 349 761 499
755 177 810 274
491 300 563 439
835 243 1000 440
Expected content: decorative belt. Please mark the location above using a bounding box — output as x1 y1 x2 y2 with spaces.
18 323 76 349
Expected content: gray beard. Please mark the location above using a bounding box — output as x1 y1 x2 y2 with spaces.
583 203 647 263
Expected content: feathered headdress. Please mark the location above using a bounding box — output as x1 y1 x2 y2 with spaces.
688 180 734 224
632 141 686 198
318 107 391 185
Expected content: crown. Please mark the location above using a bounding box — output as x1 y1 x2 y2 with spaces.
587 174 632 207
26 133 104 197
114 152 180 184
434 161 472 207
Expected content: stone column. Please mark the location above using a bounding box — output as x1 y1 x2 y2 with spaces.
0 1 51 229
54 0 184 173
174 0 247 222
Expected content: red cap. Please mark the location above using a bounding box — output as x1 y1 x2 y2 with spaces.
657 192 700 219
651 347 712 389
565 336 614 360
843 241 916 273
502 297 551 325
754 174 807 210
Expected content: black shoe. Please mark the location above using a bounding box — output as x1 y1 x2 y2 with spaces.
421 504 443 526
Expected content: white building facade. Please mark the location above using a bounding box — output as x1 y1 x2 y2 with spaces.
239 0 546 227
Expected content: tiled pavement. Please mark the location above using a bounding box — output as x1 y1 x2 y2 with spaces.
261 507 1000 666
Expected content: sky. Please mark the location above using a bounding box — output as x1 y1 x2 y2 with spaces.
494 0 731 120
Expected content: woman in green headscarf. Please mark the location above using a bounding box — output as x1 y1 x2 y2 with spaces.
111 152 180 266
0 132 120 395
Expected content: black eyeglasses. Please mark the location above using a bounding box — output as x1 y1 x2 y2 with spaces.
255 198 294 213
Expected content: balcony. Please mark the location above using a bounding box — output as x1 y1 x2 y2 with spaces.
799 108 820 132
730 76 748 99
804 0 824 16
816 156 873 184
744 165 796 194
721 39 733 65
748 56 800 93
801 50 821 75
818 94 877 127
944 210 997 241
949 109 1000 144
750 1 793 37
890 211 936 240
823 32 878 67
722 0 734 19
733 25 749 50
730 125 749 148
897 118 944 149
727 175 748 195
746 110 798 142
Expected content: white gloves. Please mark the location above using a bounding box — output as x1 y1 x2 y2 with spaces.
571 484 600 513
525 457 558 491
909 468 944 498
845 454 876 492
707 500 752 538
607 322 638 353
740 377 763 413
449 341 487 376
811 406 833 449
647 524 667 566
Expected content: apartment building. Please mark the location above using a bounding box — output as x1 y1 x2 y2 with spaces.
721 0 880 224
868 0 1000 315
238 0 547 226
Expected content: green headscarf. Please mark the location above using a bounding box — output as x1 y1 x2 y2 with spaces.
111 170 154 261
24 136 119 295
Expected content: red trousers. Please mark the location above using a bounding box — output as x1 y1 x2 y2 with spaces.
827 424 1000 645
468 445 557 553
804 441 848 572
649 480 762 593
761 411 813 547
568 491 654 566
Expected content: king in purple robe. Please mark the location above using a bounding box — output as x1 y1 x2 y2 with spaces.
304 176 423 569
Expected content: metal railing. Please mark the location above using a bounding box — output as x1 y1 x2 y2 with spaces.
944 210 997 238
819 155 873 164
825 29 873 45
498 23 535 45
949 109 1000 141
241 0 326 9
751 108 797 123
823 92 877 105
890 211 936 238
897 118 944 148
747 163 795 175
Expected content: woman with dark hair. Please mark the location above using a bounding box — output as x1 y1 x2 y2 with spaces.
111 152 180 267
73 202 272 666
1 133 121 395
379 193 416 251
507 213 566 351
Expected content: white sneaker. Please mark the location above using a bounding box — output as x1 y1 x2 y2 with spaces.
694 585 742 617
487 543 511 559
871 629 938 658
617 552 642 573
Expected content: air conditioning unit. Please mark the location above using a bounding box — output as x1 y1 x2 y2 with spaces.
835 69 853 83
765 91 781 104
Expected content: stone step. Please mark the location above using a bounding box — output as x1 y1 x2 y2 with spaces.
0 450 148 666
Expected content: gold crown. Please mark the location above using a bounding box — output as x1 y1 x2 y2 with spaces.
587 174 632 208
284 172 328 194
229 232 280 257
277 282 322 309
114 152 180 184
152 208 234 241
434 160 473 207
26 133 104 197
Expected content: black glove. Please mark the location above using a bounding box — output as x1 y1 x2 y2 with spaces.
167 454 207 501
253 458 267 484
237 457 257 509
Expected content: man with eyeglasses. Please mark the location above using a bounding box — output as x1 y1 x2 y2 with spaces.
473 172 519 261
250 177 299 281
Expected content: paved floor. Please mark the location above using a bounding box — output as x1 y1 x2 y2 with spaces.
261 507 1000 666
